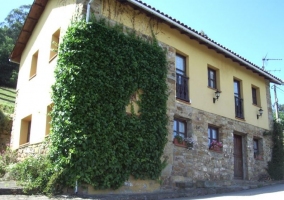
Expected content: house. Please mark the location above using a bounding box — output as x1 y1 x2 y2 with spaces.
9 0 283 195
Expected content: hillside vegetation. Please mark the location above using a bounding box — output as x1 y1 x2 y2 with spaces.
0 86 16 115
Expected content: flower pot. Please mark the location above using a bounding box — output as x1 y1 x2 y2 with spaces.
173 138 187 148
210 145 222 152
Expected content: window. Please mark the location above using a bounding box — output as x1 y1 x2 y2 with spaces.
252 88 257 105
19 115 32 145
30 51 38 79
251 86 260 106
253 139 259 158
45 104 53 135
176 54 189 101
50 29 60 61
173 119 186 139
208 68 217 89
234 79 244 119
208 126 218 147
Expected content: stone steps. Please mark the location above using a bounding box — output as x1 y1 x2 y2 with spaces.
0 180 24 195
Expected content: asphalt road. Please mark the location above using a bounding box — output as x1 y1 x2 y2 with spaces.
168 183 284 200
1 184 283 200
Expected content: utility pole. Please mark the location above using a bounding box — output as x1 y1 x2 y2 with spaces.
273 85 279 120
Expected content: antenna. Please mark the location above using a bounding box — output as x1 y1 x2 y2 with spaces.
262 55 282 70
267 69 281 72
262 55 282 121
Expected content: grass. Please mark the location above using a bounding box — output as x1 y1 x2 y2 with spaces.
0 86 16 115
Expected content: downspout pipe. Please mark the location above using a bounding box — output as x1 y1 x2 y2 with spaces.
86 0 94 22
75 180 78 194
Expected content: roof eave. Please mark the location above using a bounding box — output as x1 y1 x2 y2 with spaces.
127 0 282 85
10 0 48 63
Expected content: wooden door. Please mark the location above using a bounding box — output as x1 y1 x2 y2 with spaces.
234 134 243 178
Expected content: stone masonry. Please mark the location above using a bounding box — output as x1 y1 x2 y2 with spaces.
160 43 273 189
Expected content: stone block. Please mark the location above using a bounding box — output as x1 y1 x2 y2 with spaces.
204 181 217 188
196 180 205 188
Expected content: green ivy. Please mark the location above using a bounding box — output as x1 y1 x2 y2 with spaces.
49 20 168 189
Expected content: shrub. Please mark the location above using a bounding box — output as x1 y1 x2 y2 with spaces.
9 155 55 194
0 147 17 178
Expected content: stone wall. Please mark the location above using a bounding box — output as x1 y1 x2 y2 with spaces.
161 44 272 189
16 141 49 161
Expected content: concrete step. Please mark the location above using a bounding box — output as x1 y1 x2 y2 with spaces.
0 180 24 195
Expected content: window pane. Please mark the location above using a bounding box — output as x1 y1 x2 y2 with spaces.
176 55 185 74
210 70 214 79
173 131 177 137
234 81 240 96
179 122 185 133
212 129 217 139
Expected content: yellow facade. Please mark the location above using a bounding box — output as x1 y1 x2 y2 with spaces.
11 0 77 149
102 0 270 129
10 0 283 194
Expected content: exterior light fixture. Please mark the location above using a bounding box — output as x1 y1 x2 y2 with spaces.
257 108 263 119
213 90 221 103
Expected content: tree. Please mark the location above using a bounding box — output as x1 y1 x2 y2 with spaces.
267 120 284 180
0 5 30 88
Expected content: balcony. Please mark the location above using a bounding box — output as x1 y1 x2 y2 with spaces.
176 73 189 102
235 96 244 119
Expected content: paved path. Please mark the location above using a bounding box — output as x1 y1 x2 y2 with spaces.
167 183 284 200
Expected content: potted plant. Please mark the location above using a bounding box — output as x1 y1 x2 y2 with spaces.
209 140 223 152
184 137 194 149
173 135 195 149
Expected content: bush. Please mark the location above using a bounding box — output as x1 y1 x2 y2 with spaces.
0 147 17 178
9 155 55 194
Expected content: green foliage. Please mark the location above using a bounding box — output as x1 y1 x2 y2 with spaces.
0 147 17 178
9 155 55 194
0 109 9 133
0 4 30 88
174 135 183 143
50 20 168 189
267 120 284 180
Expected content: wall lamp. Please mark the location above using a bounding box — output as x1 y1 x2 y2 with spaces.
257 108 263 119
213 90 221 103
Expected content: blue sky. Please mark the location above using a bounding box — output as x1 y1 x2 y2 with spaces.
1 0 283 107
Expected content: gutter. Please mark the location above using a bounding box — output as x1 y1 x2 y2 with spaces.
9 58 20 65
128 0 282 85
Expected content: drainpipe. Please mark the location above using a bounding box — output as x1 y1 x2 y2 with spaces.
75 180 78 194
86 0 94 22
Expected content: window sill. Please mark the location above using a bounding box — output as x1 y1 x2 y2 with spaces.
235 117 245 121
207 86 221 92
209 149 223 153
252 103 261 108
19 142 30 148
49 54 58 63
29 74 37 80
176 98 191 105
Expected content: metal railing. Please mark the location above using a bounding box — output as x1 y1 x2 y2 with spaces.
176 73 189 102
235 96 244 119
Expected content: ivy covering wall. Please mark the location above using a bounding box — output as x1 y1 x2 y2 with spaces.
50 20 168 189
